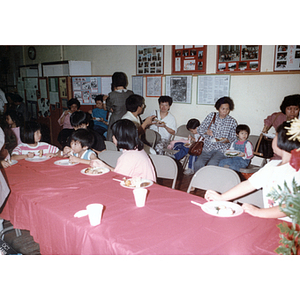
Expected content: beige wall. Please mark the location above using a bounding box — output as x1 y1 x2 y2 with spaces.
23 45 300 135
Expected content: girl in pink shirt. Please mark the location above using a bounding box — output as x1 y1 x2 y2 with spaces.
12 121 61 161
91 119 156 181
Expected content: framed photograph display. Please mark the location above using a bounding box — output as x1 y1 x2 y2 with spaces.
197 75 230 105
274 45 300 71
137 45 164 75
217 45 261 73
165 75 192 104
146 76 162 97
71 76 112 105
172 45 207 74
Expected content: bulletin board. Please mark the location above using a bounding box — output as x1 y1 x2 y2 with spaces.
146 76 162 97
71 76 112 105
216 45 261 73
136 45 164 75
172 45 207 74
165 75 192 104
274 45 300 71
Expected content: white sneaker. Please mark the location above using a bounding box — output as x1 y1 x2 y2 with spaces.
184 168 194 175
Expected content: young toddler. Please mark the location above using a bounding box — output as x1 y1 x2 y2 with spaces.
11 121 60 160
68 129 97 165
219 124 253 172
167 118 201 175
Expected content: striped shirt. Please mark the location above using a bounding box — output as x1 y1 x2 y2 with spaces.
12 142 59 156
198 112 237 153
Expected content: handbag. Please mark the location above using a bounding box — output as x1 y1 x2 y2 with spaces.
254 113 280 159
188 113 216 156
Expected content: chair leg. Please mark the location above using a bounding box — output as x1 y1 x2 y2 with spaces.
182 154 190 170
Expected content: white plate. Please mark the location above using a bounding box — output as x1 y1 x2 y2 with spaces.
201 201 243 218
225 150 240 157
120 178 153 189
81 167 110 176
25 156 51 162
54 159 79 166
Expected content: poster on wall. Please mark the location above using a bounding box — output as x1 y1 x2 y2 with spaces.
274 45 300 71
165 76 192 104
146 76 162 97
132 76 143 96
137 45 164 75
172 45 207 74
197 75 230 105
216 45 261 73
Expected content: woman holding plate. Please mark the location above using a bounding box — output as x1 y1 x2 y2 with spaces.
194 97 237 173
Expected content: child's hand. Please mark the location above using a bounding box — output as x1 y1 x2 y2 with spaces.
63 147 72 157
27 152 35 158
69 156 79 164
238 152 245 157
46 153 55 158
1 160 11 168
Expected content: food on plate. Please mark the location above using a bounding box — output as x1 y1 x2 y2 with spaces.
153 118 165 125
123 177 142 187
226 151 239 157
38 150 43 157
84 167 104 175
215 137 226 142
215 205 235 216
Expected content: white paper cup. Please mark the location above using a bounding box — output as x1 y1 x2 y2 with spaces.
86 203 103 226
133 188 147 207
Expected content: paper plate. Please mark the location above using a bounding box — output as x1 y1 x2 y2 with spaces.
225 150 240 157
54 159 79 166
81 167 110 176
201 201 243 218
120 178 153 189
25 156 51 162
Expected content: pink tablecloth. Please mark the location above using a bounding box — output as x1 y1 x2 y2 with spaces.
0 157 282 255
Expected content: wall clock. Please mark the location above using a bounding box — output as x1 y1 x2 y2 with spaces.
28 46 36 60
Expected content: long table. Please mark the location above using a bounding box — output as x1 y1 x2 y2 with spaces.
0 157 282 255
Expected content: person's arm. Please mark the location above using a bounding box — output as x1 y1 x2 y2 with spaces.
205 180 256 202
11 152 35 161
90 158 115 171
139 115 156 135
69 152 97 165
242 203 287 218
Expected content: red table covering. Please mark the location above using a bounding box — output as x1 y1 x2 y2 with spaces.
0 157 282 255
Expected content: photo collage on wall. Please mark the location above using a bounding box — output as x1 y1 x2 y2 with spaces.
217 45 261 73
137 46 163 75
172 45 206 74
274 45 300 71
72 77 100 104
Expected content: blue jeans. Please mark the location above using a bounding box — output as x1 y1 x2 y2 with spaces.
219 157 250 172
173 142 197 170
194 150 225 172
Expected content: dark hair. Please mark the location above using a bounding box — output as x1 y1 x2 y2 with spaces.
20 121 41 144
276 121 300 153
70 111 90 127
280 94 300 114
215 97 234 111
236 124 250 135
5 109 24 127
67 98 81 110
186 118 200 130
158 96 173 106
70 128 94 149
111 72 128 90
126 94 144 112
111 119 143 151
95 95 104 103
9 93 23 103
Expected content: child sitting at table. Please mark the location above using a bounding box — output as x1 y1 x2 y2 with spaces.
67 129 97 165
167 118 201 175
205 120 300 222
90 94 108 138
90 119 156 181
62 111 106 157
218 124 253 172
11 121 61 160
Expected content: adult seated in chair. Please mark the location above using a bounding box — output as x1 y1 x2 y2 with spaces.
122 94 155 137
